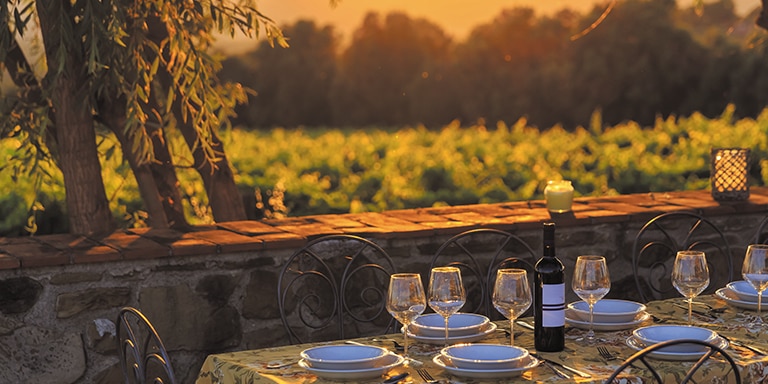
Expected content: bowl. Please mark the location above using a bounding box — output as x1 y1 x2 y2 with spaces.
300 345 390 370
409 313 490 337
632 325 718 353
440 343 530 370
567 299 646 323
727 280 760 302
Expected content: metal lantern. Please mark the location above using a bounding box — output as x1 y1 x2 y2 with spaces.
711 148 750 201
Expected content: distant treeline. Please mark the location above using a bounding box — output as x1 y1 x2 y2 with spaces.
220 0 768 130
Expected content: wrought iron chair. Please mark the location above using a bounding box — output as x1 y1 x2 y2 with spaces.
277 234 397 344
631 211 734 303
605 339 741 383
116 307 177 384
751 215 768 244
429 228 536 319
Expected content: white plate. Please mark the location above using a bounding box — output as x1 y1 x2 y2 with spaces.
716 287 760 311
300 344 389 370
433 353 540 379
408 322 497 345
625 335 729 361
568 299 647 323
726 281 760 302
565 309 651 331
440 344 529 370
410 313 490 337
633 325 717 353
299 353 404 380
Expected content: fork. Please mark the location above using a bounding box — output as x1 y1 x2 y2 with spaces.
417 368 438 383
597 346 618 361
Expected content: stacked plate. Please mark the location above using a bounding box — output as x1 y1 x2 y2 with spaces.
716 281 762 310
407 313 497 345
565 299 650 331
432 343 540 379
298 344 404 380
625 325 728 361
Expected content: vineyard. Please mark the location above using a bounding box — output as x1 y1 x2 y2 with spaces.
2 106 767 235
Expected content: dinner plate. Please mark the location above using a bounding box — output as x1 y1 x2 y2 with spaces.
625 335 729 361
433 353 540 379
726 281 760 302
565 309 651 331
299 353 404 380
716 287 760 311
407 322 497 345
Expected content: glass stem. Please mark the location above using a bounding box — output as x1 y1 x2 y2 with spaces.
510 318 515 346
688 298 693 325
403 323 410 358
444 316 449 347
759 292 763 318
588 303 595 339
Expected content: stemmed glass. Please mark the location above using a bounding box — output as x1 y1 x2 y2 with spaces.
386 273 427 359
428 266 466 346
742 244 768 326
571 255 611 343
672 250 710 325
492 268 532 346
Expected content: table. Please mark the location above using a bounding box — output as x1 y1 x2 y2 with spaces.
196 295 768 383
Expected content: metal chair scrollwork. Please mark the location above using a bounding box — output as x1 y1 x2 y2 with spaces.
116 307 177 384
277 234 397 344
430 228 536 319
751 215 768 245
605 339 741 383
631 211 734 302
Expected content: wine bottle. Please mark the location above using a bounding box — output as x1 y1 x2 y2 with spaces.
534 222 565 352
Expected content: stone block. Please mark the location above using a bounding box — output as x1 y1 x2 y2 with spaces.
56 287 131 319
196 274 237 307
86 318 117 354
0 325 85 383
243 270 279 320
139 284 241 351
0 277 43 314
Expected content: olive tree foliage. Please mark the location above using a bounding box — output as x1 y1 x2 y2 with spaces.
0 0 285 235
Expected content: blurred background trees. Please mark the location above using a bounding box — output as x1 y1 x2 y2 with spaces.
221 0 768 130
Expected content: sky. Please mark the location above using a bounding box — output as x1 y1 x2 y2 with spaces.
213 0 762 54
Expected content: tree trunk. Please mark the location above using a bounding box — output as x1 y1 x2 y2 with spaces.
101 103 189 230
37 1 115 236
146 16 247 222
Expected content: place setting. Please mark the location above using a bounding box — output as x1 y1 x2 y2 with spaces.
566 256 650 335
717 244 768 320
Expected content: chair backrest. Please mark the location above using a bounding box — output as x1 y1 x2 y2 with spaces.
429 228 536 319
631 211 734 302
752 215 768 244
116 307 177 384
605 339 741 384
277 234 397 344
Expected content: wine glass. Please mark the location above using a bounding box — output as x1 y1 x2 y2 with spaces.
572 255 611 343
672 250 710 325
428 266 466 346
742 244 768 326
386 273 426 359
492 268 532 346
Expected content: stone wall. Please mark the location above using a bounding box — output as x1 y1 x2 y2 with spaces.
0 188 766 383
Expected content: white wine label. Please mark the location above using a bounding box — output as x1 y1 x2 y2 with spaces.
541 283 565 327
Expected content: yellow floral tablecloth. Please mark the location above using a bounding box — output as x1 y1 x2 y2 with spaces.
196 295 768 383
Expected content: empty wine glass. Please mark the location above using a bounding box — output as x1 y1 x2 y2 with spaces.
742 244 768 326
672 250 710 325
572 255 610 343
428 266 466 346
492 268 532 346
386 273 426 359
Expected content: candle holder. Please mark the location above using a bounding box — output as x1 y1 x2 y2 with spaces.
544 180 574 213
711 148 749 201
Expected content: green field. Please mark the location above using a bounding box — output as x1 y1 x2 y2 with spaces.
2 106 767 235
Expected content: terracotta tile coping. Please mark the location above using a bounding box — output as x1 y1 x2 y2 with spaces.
1 187 766 271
